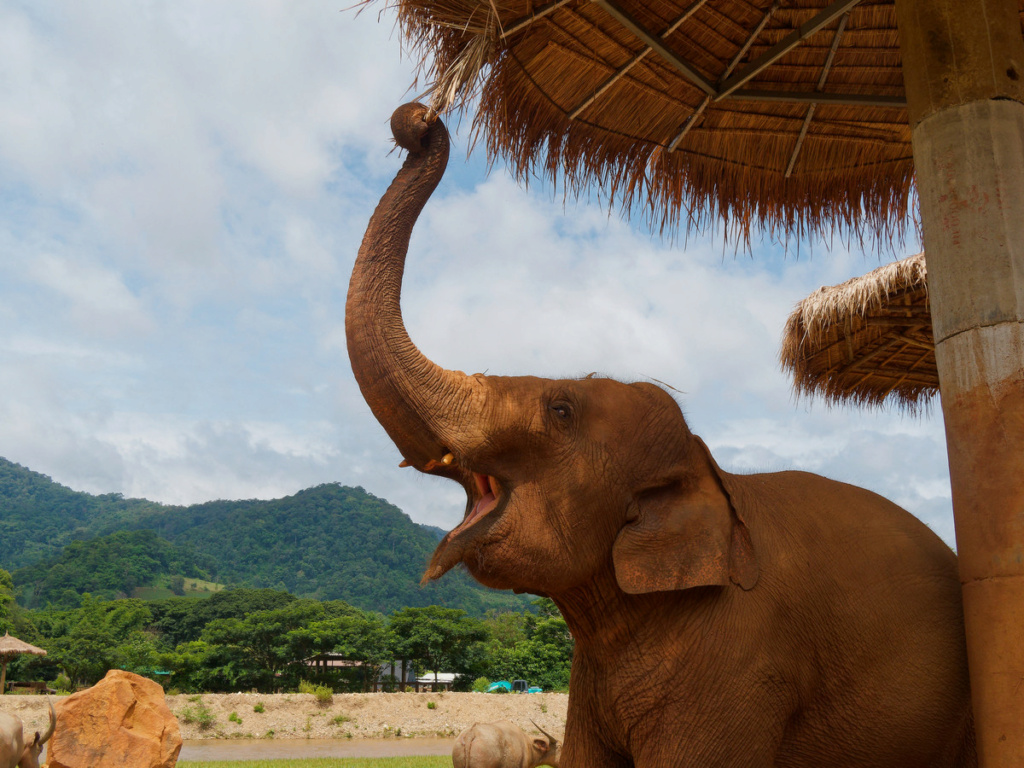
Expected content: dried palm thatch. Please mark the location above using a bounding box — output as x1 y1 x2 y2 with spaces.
780 251 935 411
0 632 47 695
379 0 1024 245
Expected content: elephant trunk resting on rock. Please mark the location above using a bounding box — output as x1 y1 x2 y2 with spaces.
0 699 55 768
453 721 560 768
346 103 976 767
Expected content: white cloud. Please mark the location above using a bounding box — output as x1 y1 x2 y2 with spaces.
23 253 154 336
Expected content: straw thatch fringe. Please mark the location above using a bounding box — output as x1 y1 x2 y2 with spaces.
0 632 47 658
780 252 937 412
370 0 999 248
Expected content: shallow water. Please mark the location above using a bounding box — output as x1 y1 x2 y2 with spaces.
179 736 454 761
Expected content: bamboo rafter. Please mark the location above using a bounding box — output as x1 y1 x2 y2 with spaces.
785 11 849 176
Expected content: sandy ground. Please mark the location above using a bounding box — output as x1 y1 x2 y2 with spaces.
0 691 568 742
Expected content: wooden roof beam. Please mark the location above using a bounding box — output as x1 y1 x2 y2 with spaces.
864 317 930 327
836 336 900 376
728 89 906 107
592 0 718 96
667 96 711 150
785 12 849 177
719 0 780 84
501 0 576 39
569 0 712 119
718 0 864 99
665 2 777 150
844 365 937 388
591 0 904 108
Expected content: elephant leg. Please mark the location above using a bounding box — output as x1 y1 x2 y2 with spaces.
631 721 783 768
626 688 789 768
558 700 632 768
560 734 632 768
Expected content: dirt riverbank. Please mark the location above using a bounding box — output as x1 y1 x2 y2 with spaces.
0 691 568 742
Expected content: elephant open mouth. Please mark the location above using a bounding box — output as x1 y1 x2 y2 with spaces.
422 471 506 582
453 472 503 535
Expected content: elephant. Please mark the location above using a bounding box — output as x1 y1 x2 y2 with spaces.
345 103 976 768
0 699 55 768
453 720 560 768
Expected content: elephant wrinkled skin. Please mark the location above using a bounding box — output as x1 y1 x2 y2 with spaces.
345 103 976 768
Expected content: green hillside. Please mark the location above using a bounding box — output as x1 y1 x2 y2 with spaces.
123 483 528 615
0 459 168 569
0 458 529 615
14 529 216 608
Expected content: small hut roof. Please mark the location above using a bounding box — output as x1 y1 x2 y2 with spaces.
780 251 936 410
387 0 1024 243
0 632 47 660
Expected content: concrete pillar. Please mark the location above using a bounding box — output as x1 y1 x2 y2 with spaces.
895 1 1024 765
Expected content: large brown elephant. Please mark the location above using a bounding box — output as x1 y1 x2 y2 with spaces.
346 103 976 768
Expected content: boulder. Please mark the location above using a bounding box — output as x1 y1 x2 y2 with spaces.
47 669 181 768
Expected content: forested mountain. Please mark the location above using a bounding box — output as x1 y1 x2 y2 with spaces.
0 458 529 616
121 483 529 615
0 459 167 569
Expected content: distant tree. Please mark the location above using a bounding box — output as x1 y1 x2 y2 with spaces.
388 606 487 684
0 569 14 634
43 595 157 686
482 608 533 649
533 597 562 619
148 588 297 648
194 598 386 692
477 599 574 691
169 575 186 596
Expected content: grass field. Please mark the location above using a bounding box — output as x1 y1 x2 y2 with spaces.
133 575 225 600
178 758 451 768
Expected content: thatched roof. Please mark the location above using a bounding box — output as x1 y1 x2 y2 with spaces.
780 251 936 410
0 632 47 660
385 0 1024 243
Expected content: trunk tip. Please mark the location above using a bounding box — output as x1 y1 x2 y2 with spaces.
391 103 436 153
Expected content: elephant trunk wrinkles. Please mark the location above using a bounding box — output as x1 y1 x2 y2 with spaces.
346 104 472 469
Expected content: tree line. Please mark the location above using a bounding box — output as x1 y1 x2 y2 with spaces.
0 574 573 694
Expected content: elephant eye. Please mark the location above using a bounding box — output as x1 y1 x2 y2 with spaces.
550 402 572 420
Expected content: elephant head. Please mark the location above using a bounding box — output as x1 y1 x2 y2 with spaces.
0 699 55 768
529 719 560 767
346 104 758 598
22 700 54 768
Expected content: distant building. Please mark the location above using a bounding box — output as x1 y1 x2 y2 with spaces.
302 655 457 692
374 663 455 692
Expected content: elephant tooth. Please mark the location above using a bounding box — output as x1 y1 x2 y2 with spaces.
399 459 411 468
442 452 455 465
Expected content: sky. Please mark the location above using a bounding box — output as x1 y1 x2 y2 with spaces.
0 1 956 547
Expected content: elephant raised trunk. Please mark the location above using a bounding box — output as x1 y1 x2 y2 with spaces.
345 104 474 473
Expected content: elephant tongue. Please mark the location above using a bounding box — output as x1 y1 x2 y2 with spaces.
454 473 499 534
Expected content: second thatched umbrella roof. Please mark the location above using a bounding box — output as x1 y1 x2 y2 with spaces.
0 632 47 695
780 251 935 410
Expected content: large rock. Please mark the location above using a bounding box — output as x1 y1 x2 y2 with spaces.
48 669 182 768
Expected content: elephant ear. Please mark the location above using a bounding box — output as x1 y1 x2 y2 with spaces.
532 735 551 756
613 437 759 594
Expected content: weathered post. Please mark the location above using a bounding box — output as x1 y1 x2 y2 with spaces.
895 1 1024 765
